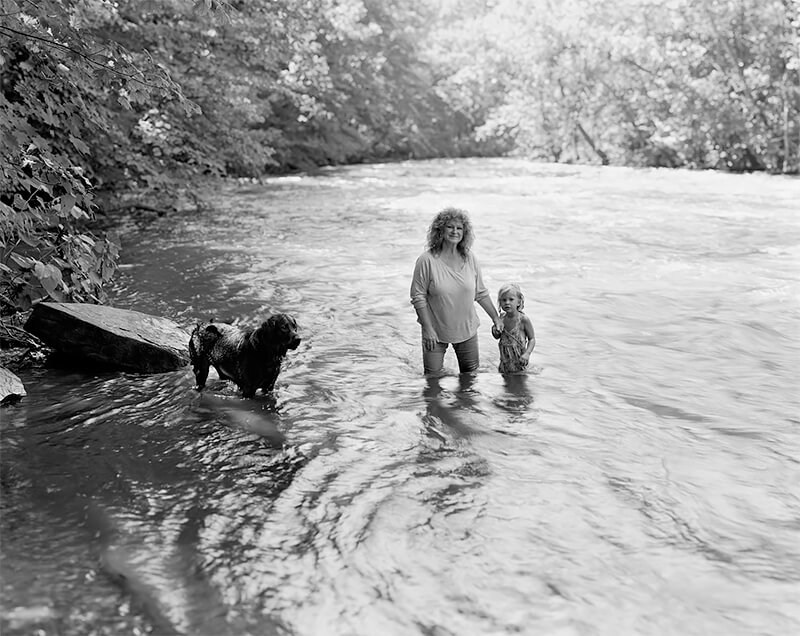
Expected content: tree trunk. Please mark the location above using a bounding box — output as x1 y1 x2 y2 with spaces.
575 121 610 165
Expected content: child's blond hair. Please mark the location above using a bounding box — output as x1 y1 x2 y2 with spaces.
497 283 525 312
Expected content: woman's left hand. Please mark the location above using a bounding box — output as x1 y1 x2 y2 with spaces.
493 315 504 332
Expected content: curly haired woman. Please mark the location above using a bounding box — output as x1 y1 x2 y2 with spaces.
410 207 504 375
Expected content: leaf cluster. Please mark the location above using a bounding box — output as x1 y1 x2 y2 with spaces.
1 0 201 316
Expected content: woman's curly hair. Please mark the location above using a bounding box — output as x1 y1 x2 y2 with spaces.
426 207 474 257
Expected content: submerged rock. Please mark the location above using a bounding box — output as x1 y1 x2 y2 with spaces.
24 302 190 373
0 366 25 405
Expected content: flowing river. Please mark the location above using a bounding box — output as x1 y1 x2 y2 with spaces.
2 159 799 636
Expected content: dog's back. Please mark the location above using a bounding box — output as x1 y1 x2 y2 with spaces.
190 323 245 356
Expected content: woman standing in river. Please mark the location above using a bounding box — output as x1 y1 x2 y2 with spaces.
410 207 504 375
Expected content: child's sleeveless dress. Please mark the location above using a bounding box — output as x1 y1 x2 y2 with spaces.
498 315 529 374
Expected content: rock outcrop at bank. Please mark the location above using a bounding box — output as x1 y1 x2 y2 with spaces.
0 366 26 405
24 302 190 373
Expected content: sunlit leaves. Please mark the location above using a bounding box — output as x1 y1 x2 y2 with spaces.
430 0 799 172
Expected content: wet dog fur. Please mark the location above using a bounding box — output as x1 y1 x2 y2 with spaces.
189 313 300 398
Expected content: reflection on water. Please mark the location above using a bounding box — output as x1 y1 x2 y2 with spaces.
2 159 799 635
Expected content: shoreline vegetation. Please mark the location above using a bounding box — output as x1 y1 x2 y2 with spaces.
1 0 799 354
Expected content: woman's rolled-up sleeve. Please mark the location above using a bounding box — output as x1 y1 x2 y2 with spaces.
472 255 490 302
410 253 431 310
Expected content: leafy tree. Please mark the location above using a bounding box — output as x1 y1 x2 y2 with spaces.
429 0 800 172
314 0 480 161
1 0 189 315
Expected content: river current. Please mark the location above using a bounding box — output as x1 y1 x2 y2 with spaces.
2 159 799 635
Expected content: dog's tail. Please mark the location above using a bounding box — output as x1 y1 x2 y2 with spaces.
189 323 222 360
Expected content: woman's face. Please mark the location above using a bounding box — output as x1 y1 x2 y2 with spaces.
443 219 464 246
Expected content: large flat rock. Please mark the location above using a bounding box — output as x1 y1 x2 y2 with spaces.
24 302 190 373
0 366 26 405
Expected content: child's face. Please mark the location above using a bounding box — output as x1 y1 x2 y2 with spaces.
499 292 520 313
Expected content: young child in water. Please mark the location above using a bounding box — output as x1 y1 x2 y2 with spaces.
491 283 536 373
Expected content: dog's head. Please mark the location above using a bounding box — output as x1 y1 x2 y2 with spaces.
255 313 301 352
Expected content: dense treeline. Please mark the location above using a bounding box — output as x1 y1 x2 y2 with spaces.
1 0 798 317
438 0 800 172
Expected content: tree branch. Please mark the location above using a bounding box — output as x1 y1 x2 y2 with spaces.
0 24 179 94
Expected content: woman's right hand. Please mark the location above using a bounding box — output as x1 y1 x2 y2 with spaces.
422 326 438 351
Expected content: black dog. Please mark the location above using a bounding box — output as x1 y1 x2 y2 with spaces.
189 313 300 398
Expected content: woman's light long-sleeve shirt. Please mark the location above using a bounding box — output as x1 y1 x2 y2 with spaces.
410 251 490 343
